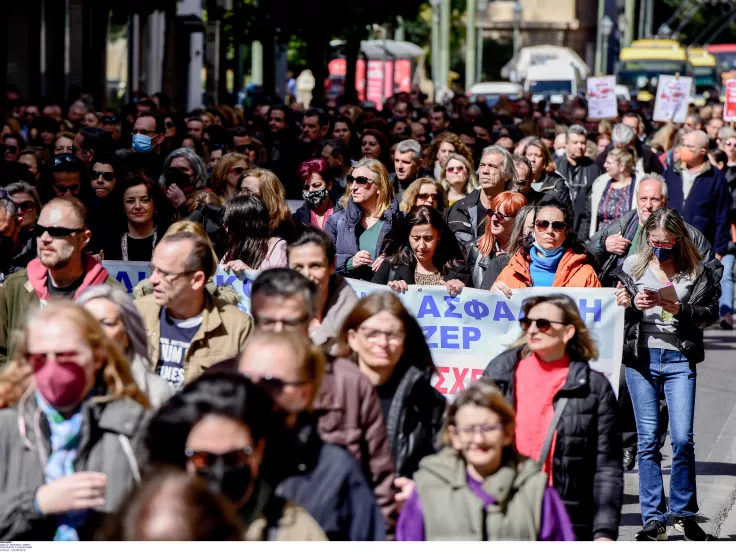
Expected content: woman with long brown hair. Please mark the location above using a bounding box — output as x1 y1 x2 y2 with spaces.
483 294 623 541
522 138 570 206
210 152 250 201
0 301 149 541
239 167 296 241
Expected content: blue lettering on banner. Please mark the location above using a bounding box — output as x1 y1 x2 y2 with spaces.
417 296 440 318
422 326 438 348
578 299 602 323
464 299 490 320
493 301 515 322
440 326 460 349
443 296 462 318
463 326 481 348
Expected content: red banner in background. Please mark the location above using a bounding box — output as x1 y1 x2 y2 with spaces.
725 80 736 122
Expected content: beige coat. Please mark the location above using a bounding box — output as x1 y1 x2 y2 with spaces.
135 291 253 385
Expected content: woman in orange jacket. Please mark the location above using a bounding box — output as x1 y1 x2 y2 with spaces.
491 198 603 297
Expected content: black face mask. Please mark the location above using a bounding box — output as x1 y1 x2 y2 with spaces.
198 459 252 507
165 168 193 191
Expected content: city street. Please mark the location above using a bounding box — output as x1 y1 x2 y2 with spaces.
619 327 736 541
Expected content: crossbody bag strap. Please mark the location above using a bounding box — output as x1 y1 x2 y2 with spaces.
537 397 569 469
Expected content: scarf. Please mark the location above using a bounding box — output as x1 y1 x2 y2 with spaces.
529 244 564 287
36 391 87 541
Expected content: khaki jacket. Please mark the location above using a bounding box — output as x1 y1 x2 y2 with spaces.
135 291 253 385
245 501 327 541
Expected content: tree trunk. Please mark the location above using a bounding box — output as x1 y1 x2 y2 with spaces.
305 26 325 106
343 30 362 104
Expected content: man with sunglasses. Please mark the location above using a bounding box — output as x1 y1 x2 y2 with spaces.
51 154 84 199
0 197 118 364
135 232 252 391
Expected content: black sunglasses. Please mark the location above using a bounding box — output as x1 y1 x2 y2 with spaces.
34 225 84 239
16 200 36 212
53 153 76 167
519 316 567 333
235 144 258 153
346 174 375 186
535 220 567 232
1 144 18 154
487 209 513 222
185 446 254 470
229 166 246 175
101 115 119 125
164 121 175 129
92 170 115 182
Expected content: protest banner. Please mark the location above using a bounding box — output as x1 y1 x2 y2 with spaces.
652 75 692 123
104 262 624 399
587 76 617 120
725 79 736 123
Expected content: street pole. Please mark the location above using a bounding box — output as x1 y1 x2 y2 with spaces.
431 0 440 99
513 1 522 58
638 0 646 39
476 28 483 83
440 0 451 95
251 41 263 85
594 0 605 75
645 0 654 38
623 0 635 47
466 0 476 91
600 16 613 75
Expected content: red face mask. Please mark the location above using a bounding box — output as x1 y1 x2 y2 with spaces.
34 359 89 410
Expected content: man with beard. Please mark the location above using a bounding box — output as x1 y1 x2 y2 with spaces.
321 138 350 193
0 197 119 364
265 105 300 198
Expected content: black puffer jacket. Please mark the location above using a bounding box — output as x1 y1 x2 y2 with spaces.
614 263 720 365
530 171 571 206
483 346 623 541
384 364 446 478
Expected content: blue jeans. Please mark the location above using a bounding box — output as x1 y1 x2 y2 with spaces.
719 253 735 316
626 348 698 523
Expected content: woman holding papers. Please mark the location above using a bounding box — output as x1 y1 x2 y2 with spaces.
616 208 719 542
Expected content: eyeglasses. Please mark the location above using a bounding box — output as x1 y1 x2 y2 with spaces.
255 314 310 331
149 264 195 282
16 200 36 213
535 220 567 232
245 372 310 395
228 166 247 176
417 193 438 201
185 446 254 470
1 144 18 154
647 239 676 249
346 175 375 187
92 170 115 182
52 183 80 194
235 144 258 153
487 209 514 222
519 316 567 333
358 327 406 344
446 165 466 173
452 424 504 438
25 350 84 370
34 225 84 239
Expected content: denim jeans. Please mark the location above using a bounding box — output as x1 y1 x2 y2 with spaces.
719 253 735 316
626 348 698 523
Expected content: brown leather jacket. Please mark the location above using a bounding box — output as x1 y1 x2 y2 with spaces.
313 357 398 534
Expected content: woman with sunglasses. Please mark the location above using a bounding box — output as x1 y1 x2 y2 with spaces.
293 158 339 230
3 132 26 163
160 147 209 212
143 372 327 541
440 153 478 206
161 112 186 155
522 138 570 206
468 191 527 289
98 176 174 262
615 208 719 541
483 294 623 541
234 135 268 167
0 301 149 540
491 198 602 298
372 206 467 295
337 293 445 484
398 178 447 215
6 181 41 233
221 194 287 272
424 133 474 183
211 152 251 201
325 157 403 282
397 380 575 541
479 205 535 290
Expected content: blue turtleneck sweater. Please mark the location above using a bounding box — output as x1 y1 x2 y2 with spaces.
529 245 564 286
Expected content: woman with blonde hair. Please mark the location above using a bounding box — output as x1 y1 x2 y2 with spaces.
588 147 637 237
325 157 403 281
398 178 447 215
440 153 478 205
483 294 623 541
239 167 296 241
210 152 250 200
397 379 575 541
616 208 719 541
0 301 149 540
424 132 474 182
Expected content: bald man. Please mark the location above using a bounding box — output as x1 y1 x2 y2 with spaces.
664 129 730 257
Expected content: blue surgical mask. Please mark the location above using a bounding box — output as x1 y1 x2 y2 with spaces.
533 239 564 257
132 133 153 153
652 247 675 262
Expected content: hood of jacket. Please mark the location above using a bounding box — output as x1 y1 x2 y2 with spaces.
26 252 111 301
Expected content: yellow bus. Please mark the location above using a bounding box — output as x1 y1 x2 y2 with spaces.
687 47 718 97
617 39 688 94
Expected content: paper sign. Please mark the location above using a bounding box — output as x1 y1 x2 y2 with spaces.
653 75 692 123
587 76 617 120
725 79 736 122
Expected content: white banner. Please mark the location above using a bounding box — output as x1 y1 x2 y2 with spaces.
587 75 617 120
653 75 692 123
104 262 624 398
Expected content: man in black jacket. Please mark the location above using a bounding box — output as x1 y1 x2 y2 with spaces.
555 124 602 240
446 145 515 246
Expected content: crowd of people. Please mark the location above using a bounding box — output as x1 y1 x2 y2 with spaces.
0 86 730 541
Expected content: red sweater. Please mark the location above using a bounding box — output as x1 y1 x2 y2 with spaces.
514 353 570 484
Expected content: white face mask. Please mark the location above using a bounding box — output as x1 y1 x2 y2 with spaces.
555 148 567 158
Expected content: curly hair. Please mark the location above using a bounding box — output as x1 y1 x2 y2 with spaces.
399 177 448 215
423 132 474 169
